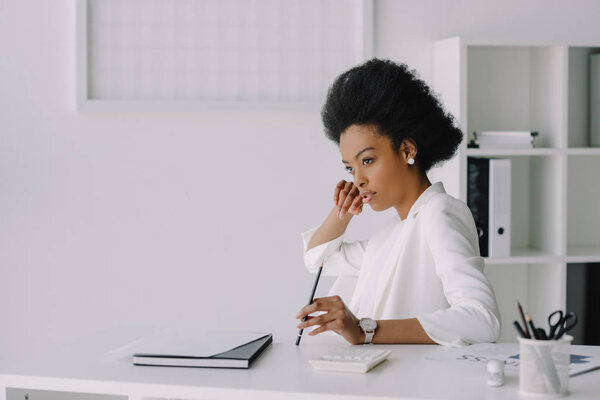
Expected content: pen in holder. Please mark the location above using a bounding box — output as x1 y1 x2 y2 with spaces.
518 334 573 397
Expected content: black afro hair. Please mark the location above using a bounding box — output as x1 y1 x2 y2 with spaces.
321 58 463 172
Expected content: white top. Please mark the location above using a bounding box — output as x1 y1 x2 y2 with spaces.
301 182 502 347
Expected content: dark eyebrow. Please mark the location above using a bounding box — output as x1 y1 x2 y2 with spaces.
342 147 376 164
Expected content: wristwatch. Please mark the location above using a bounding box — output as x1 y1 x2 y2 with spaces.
358 317 378 344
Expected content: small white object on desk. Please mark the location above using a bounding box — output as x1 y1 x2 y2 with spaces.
487 359 505 387
308 346 391 373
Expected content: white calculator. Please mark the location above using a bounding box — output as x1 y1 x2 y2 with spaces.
309 346 392 373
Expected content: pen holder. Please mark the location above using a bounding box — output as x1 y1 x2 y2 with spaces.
518 335 573 397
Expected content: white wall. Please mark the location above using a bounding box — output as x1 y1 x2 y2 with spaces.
1 0 599 353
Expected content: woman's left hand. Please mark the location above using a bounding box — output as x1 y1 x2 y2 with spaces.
296 295 365 345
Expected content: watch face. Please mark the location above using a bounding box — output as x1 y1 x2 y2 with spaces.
360 318 377 331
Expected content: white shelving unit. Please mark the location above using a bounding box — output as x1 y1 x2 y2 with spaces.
431 37 600 342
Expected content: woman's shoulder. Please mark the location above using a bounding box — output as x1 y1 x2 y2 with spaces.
418 191 478 240
420 191 473 222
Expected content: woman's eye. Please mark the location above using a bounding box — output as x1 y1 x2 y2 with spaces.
345 159 371 173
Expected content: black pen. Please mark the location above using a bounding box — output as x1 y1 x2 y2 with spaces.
517 301 531 338
513 320 527 338
296 263 323 346
526 314 540 340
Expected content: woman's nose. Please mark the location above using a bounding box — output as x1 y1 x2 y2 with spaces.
354 172 367 187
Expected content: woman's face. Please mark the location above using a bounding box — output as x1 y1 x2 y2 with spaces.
339 124 412 212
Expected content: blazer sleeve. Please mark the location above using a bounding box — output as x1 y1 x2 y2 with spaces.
300 225 367 277
416 197 502 347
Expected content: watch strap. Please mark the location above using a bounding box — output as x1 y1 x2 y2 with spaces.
364 330 375 344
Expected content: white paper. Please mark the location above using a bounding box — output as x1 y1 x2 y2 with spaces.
105 327 269 359
425 343 600 377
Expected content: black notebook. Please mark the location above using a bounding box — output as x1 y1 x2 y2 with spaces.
133 333 273 369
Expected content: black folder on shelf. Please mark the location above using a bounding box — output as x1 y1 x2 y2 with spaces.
133 333 273 369
468 157 490 257
467 157 511 258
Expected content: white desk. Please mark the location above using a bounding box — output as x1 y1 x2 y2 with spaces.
1 327 599 400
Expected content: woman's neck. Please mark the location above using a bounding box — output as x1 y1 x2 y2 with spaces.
394 174 432 220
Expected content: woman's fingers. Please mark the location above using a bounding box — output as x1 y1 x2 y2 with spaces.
308 320 337 336
349 195 363 215
296 296 342 320
333 180 347 207
333 181 362 218
296 312 338 329
295 295 361 343
336 181 354 214
338 183 359 218
294 295 361 342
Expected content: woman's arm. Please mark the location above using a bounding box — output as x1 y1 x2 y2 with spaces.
307 206 353 251
302 179 367 276
296 296 436 345
371 319 436 344
307 180 364 251
416 197 502 346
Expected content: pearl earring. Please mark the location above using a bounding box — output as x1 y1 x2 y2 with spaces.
408 158 415 165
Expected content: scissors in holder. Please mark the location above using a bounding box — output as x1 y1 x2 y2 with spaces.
547 310 577 340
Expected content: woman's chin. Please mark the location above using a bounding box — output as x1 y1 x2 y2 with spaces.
367 203 382 212
369 202 394 213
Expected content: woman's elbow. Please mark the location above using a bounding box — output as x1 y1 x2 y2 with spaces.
473 304 502 343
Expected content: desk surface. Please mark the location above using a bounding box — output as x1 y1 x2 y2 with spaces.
1 327 600 400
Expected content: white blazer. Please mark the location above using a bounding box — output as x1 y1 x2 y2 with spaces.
301 182 501 347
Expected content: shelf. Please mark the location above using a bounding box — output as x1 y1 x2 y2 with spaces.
567 156 600 254
465 149 562 266
466 148 600 156
565 147 600 155
566 245 600 263
433 38 600 343
484 248 560 265
466 45 565 149
568 47 600 147
466 148 561 157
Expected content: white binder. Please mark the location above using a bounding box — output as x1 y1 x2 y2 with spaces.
488 159 511 257
591 54 600 146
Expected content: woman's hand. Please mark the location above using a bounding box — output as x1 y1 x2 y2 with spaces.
334 180 363 219
296 295 365 345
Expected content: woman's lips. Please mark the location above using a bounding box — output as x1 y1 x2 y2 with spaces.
362 192 376 204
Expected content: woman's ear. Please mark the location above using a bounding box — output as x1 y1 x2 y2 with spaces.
400 138 418 162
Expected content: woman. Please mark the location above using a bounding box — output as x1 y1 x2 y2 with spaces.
295 59 501 347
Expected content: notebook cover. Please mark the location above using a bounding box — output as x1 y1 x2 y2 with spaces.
213 334 273 363
133 334 273 369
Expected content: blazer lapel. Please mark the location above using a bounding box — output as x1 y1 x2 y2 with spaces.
371 182 446 317
349 182 446 316
371 219 412 317
349 244 378 313
348 219 399 313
